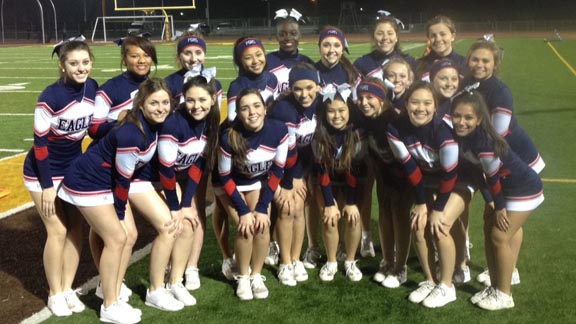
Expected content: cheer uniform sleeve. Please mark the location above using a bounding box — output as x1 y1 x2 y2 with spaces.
477 150 506 210
255 132 288 214
386 124 426 206
89 90 116 139
433 135 459 212
181 155 206 209
158 132 181 211
113 125 142 219
490 87 514 137
218 135 251 216
32 94 56 189
226 81 240 122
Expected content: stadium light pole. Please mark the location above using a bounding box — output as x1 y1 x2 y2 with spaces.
36 0 45 43
48 0 57 40
1 0 5 43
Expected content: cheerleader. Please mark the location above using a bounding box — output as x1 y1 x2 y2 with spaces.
383 57 415 113
386 82 470 308
23 38 97 317
164 33 223 291
451 91 543 310
87 35 158 303
354 11 416 80
315 26 361 87
88 35 157 139
267 63 322 285
58 78 171 323
355 78 412 288
463 39 545 174
227 36 279 122
415 15 467 82
313 83 365 282
217 89 289 300
267 8 314 92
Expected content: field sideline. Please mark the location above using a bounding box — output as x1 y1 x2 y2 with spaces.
1 34 576 324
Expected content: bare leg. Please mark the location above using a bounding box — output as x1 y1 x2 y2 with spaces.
60 202 83 291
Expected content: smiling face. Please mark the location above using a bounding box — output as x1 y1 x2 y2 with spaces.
140 89 170 125
385 62 413 96
406 88 436 127
60 49 92 84
237 92 266 132
319 36 343 68
179 45 206 70
184 86 214 121
241 46 266 75
123 45 152 77
292 79 320 108
428 23 455 57
432 67 459 99
452 103 481 137
357 92 383 118
468 48 495 81
325 99 350 130
277 20 301 54
373 21 398 55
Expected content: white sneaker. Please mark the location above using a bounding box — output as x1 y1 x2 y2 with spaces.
302 246 322 269
293 260 309 282
96 281 132 302
222 257 238 281
277 264 297 286
264 241 279 266
478 269 520 286
382 266 407 288
118 301 142 317
477 289 515 310
250 274 269 299
373 259 390 283
47 292 73 317
184 266 201 290
453 265 471 285
64 289 85 313
422 283 457 308
319 262 338 282
145 288 185 311
235 275 253 301
344 260 363 282
100 303 140 324
408 280 436 304
470 286 495 305
360 236 376 258
168 281 197 306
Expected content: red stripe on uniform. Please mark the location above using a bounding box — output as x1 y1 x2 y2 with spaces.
489 181 502 196
114 185 129 201
268 174 281 191
159 173 176 190
223 180 237 196
188 165 203 184
319 173 330 186
345 171 357 188
407 168 422 186
34 145 49 160
285 151 298 169
439 176 457 193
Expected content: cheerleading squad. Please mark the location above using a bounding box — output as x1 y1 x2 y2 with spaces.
24 9 544 324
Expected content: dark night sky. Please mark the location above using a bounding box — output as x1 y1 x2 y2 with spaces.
2 0 575 26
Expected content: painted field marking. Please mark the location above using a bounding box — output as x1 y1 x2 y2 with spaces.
0 149 24 152
542 178 576 184
546 41 576 77
0 113 34 116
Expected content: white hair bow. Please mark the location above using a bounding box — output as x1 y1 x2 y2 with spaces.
483 33 495 42
274 8 303 22
52 35 86 58
322 83 352 102
184 66 217 83
376 10 405 29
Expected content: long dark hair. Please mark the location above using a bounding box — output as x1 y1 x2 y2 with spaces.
451 91 509 158
120 78 171 143
180 75 221 168
315 94 361 172
227 88 266 166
